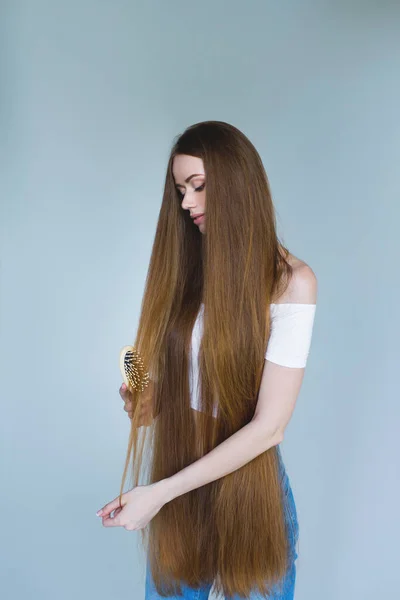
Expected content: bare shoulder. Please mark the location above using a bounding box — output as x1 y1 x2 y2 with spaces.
277 252 318 304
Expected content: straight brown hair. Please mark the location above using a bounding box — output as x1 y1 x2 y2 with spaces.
119 121 294 598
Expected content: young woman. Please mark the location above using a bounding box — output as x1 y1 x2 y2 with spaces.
97 121 318 599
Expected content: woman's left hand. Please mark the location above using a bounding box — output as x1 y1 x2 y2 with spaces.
96 482 168 530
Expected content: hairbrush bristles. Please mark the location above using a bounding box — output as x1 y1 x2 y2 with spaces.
119 345 150 393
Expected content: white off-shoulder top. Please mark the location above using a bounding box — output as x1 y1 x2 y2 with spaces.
189 302 317 417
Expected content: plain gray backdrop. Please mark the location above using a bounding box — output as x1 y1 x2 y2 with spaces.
1 1 399 599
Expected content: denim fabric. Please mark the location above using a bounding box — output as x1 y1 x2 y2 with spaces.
144 446 299 599
277 445 299 565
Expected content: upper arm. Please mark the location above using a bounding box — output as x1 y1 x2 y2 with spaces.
252 361 306 438
252 263 318 435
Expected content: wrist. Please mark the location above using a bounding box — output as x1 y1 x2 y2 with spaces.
154 476 178 504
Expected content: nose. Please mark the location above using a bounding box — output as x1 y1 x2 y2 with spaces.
181 196 196 211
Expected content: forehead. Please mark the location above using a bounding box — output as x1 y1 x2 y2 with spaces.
172 154 205 183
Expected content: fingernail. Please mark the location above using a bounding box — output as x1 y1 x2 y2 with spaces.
121 384 126 391
96 510 103 516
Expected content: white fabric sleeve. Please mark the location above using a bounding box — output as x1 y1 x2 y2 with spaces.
265 303 317 368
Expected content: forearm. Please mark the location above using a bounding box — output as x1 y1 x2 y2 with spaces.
157 419 282 503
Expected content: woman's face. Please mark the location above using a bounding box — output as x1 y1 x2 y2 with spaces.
172 154 206 234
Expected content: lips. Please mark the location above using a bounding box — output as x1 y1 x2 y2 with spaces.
193 214 205 225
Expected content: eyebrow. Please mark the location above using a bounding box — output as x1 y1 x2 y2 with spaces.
175 173 205 187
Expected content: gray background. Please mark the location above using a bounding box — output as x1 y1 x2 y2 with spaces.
1 1 399 598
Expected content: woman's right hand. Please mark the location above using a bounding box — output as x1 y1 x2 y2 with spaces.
119 382 154 426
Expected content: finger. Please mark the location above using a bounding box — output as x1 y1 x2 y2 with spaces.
102 514 121 527
102 505 125 528
127 398 150 416
126 400 153 423
103 505 123 520
97 496 124 519
142 407 153 422
140 409 153 426
119 384 133 400
120 391 131 403
130 410 145 421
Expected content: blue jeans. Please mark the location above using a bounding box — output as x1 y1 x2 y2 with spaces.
145 446 299 599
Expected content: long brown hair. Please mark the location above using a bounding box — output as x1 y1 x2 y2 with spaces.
119 121 294 598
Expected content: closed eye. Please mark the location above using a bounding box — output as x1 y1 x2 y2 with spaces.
176 183 205 199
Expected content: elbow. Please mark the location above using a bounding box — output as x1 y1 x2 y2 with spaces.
251 419 284 449
272 427 284 447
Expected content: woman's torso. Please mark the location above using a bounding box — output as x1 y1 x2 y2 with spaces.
188 305 299 562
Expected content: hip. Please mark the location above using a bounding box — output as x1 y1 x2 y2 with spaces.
277 445 299 561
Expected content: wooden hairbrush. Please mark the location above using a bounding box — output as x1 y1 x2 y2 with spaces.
119 345 150 393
